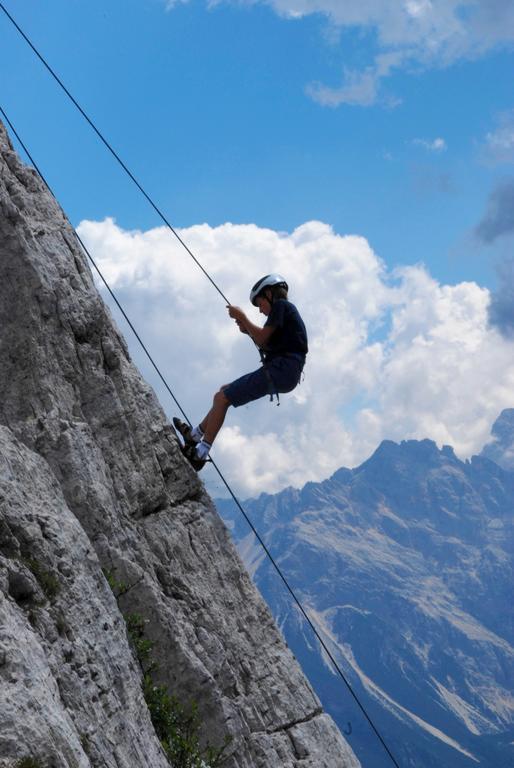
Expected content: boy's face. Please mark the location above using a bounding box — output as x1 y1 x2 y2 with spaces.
256 292 272 316
255 296 271 317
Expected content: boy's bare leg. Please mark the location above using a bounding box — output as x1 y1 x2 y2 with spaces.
199 388 231 445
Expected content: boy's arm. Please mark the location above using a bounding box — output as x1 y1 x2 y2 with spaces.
228 305 275 347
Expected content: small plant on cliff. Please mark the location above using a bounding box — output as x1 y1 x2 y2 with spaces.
143 678 229 768
102 568 129 598
22 558 60 600
125 612 156 672
125 612 230 767
16 758 43 768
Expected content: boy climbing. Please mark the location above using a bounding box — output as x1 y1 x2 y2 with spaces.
173 274 308 471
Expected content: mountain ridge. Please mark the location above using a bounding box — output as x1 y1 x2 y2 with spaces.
217 418 514 767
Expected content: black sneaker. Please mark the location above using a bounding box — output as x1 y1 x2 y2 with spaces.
173 417 196 446
181 442 207 472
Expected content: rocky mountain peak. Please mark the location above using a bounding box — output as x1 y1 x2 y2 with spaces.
480 408 514 470
360 437 457 472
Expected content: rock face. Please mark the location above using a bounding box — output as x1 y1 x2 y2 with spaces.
0 427 169 768
217 438 514 768
0 120 358 767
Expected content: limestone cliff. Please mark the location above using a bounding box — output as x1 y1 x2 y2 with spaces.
0 120 359 768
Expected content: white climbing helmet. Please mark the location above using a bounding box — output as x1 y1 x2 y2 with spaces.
250 274 288 306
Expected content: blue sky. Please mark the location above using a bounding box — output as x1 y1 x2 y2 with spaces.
2 0 513 286
2 0 514 495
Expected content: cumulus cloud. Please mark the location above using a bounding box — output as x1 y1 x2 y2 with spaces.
77 217 514 497
475 178 514 243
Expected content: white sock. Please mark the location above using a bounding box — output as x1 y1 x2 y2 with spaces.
191 425 204 443
195 440 212 460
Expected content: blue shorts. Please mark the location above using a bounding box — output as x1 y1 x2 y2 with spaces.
224 356 304 408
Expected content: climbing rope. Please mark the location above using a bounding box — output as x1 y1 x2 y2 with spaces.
0 98 402 768
0 11 402 765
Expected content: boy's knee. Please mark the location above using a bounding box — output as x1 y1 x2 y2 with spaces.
214 388 230 408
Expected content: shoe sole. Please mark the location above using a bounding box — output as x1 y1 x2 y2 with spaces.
180 443 207 472
173 416 196 446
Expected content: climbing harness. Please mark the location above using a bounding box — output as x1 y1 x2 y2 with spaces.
263 364 279 405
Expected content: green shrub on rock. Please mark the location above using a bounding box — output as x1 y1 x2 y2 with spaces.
124 610 230 767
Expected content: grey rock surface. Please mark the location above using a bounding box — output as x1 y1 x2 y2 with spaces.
0 426 169 768
0 120 358 767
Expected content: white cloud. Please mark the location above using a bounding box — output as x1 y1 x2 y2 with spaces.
482 110 514 165
165 0 190 9
254 0 514 55
306 52 403 108
412 137 447 152
169 1 514 106
77 217 514 497
306 68 379 109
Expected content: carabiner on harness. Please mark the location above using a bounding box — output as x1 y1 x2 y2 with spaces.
263 364 280 406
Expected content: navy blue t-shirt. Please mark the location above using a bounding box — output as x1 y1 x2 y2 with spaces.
263 299 308 361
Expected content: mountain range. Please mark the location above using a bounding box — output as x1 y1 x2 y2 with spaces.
216 410 514 767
